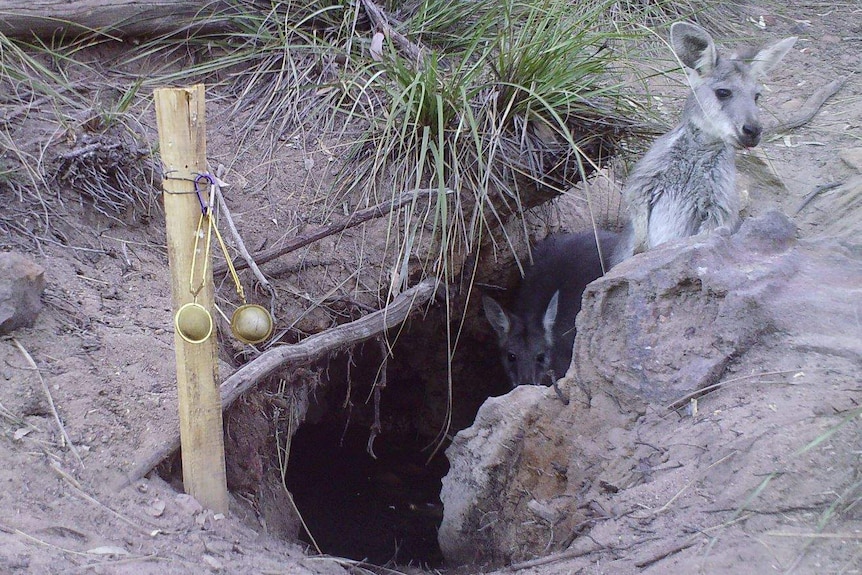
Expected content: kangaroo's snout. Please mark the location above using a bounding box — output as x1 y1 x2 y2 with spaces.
740 122 762 147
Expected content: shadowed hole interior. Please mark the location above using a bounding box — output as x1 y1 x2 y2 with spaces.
217 304 511 567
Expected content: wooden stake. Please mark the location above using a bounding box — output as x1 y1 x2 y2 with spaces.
154 85 228 514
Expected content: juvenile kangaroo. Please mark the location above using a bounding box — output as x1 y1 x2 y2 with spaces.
612 22 796 265
483 230 619 389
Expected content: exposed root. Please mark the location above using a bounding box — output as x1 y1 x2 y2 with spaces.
53 131 157 222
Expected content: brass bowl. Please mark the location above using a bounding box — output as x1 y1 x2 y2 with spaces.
175 302 213 344
230 304 274 344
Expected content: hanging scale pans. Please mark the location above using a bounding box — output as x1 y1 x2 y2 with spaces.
174 174 274 345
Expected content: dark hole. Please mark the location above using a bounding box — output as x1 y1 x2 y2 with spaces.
209 300 511 568
280 303 509 567
286 420 448 567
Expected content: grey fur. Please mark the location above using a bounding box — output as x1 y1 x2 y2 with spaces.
612 22 796 265
484 230 619 388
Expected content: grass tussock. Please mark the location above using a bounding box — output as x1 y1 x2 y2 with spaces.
143 0 669 291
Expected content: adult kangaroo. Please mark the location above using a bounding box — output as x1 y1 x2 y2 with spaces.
612 22 796 265
483 230 619 391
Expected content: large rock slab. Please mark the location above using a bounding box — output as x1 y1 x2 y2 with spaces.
574 210 800 404
439 212 862 569
438 383 631 567
0 252 45 335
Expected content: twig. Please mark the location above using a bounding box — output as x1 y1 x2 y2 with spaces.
360 0 426 64
366 337 388 459
506 542 603 571
115 277 439 491
69 554 165 571
13 338 84 468
214 188 446 275
0 521 90 556
634 538 698 568
210 164 277 313
795 181 843 215
765 77 846 136
638 451 737 519
766 532 862 540
48 460 160 534
666 369 801 411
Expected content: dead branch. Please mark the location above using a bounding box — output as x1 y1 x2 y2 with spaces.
765 77 846 136
219 277 438 405
214 188 446 275
633 538 698 568
0 0 232 39
114 277 439 491
359 0 426 64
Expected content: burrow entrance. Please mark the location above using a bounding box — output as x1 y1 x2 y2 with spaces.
217 301 512 567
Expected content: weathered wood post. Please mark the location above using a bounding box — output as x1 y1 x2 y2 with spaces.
154 84 229 514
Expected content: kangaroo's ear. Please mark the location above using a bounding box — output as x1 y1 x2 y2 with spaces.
670 21 717 78
542 291 560 346
483 296 511 340
749 36 796 78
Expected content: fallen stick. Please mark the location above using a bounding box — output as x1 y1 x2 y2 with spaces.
506 542 603 571
633 538 698 568
213 188 445 275
765 77 846 136
115 277 439 491
360 0 426 63
13 338 84 468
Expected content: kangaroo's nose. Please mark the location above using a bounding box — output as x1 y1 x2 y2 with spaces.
741 123 762 147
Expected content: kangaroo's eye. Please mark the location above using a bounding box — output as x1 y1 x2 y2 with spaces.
507 352 517 364
754 92 762 103
715 88 732 100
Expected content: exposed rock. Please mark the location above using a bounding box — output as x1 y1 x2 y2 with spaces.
439 212 862 569
438 385 554 566
438 380 634 567
839 147 862 173
574 210 799 405
175 493 204 515
0 252 45 335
